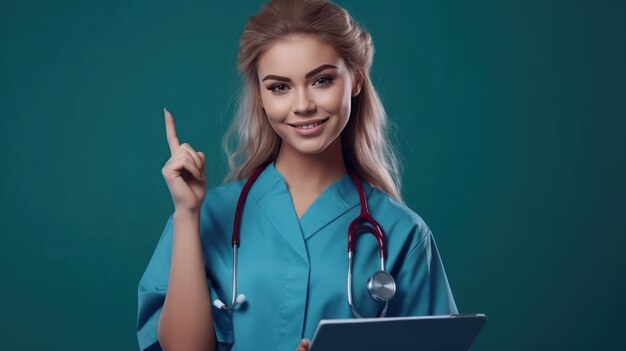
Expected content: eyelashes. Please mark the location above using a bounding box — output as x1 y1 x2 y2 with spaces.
314 76 333 86
268 76 335 94
270 84 287 93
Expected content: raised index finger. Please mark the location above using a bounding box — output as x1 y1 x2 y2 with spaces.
164 107 180 155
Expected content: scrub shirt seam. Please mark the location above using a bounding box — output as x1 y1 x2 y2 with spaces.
405 229 431 260
331 180 374 208
302 183 368 240
303 203 359 241
253 179 283 202
332 184 352 208
252 194 310 265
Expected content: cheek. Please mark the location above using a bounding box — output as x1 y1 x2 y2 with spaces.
261 95 291 123
317 83 352 116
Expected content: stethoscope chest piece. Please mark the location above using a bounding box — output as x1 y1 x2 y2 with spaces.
367 270 396 302
222 164 398 318
346 169 396 318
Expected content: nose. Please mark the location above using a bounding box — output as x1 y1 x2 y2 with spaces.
294 88 316 115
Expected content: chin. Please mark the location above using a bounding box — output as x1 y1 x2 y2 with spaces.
291 143 331 155
282 136 335 156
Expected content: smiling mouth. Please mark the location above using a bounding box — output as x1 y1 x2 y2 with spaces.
288 118 329 129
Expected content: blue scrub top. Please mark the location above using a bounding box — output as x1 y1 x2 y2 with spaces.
137 162 457 351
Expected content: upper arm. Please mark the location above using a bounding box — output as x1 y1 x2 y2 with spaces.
389 229 458 316
137 215 174 351
136 205 236 351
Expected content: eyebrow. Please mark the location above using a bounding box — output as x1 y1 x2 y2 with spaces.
261 64 338 82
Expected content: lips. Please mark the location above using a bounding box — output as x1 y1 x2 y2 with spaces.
288 117 329 136
287 118 329 129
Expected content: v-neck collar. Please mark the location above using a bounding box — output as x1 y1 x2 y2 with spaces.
248 162 308 262
299 169 372 240
249 162 374 250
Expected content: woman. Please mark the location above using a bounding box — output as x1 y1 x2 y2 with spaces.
137 0 457 350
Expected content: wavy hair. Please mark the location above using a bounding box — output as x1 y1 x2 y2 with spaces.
223 0 403 201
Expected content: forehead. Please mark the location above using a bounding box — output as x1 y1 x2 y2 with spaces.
257 35 346 78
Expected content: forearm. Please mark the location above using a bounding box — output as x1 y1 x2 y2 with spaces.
158 210 216 351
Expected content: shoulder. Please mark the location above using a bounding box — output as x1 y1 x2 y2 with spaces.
365 185 432 249
203 179 246 208
198 179 246 229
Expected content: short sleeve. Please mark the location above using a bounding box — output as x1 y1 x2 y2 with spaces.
389 229 458 316
136 214 235 351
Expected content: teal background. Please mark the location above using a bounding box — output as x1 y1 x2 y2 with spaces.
1 0 624 350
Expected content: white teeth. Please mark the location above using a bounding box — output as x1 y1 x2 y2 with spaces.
296 121 322 129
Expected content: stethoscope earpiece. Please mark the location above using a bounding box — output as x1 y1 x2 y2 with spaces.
235 293 247 305
213 293 247 311
213 299 226 309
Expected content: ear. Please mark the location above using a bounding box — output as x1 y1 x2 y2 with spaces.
352 71 363 97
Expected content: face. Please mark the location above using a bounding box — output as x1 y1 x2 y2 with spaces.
257 34 361 156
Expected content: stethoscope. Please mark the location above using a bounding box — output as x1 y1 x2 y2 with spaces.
213 164 396 318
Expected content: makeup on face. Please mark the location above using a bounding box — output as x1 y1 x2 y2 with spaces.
256 35 355 155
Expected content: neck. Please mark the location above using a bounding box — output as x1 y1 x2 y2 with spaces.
274 138 346 193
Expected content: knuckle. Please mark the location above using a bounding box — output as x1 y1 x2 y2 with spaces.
175 149 186 158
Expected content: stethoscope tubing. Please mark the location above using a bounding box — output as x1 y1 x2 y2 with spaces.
347 251 390 318
228 245 240 310
216 166 265 311
216 164 395 317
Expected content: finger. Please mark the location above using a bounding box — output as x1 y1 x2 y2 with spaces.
179 155 204 181
166 154 203 182
178 148 204 180
164 107 180 156
198 152 206 175
179 143 204 174
296 339 310 351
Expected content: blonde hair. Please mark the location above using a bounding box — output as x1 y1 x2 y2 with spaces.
223 0 403 201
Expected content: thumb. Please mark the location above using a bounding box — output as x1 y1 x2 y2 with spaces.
197 152 206 177
198 152 206 170
296 338 310 351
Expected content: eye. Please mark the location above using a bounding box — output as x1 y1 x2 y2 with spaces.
269 84 289 94
314 76 334 86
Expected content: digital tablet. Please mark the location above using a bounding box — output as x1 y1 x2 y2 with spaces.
309 313 487 351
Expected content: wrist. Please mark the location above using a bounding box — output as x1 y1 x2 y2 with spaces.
174 208 200 220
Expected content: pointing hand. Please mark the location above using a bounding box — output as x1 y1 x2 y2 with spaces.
161 108 207 213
